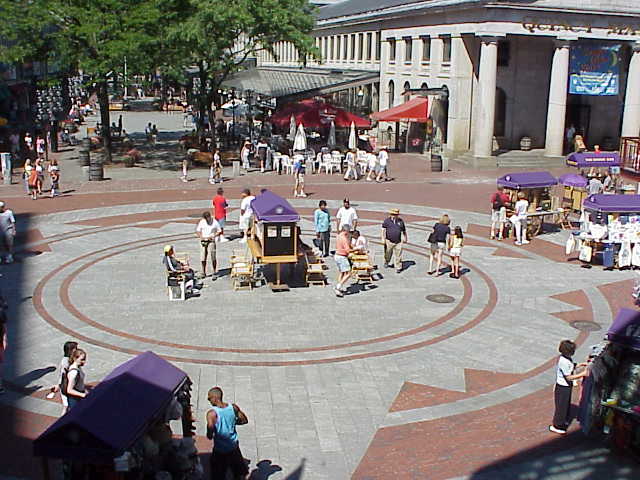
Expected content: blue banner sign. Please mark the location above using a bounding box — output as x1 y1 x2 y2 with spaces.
569 44 621 96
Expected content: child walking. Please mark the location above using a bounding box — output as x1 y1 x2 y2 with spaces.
48 159 60 197
448 226 464 279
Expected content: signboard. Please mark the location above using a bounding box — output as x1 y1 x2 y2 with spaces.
569 44 621 96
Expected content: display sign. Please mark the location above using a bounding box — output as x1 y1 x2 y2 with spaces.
569 44 621 96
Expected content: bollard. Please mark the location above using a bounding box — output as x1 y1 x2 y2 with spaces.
82 166 90 181
232 161 241 177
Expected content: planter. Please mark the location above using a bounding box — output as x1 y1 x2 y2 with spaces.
520 136 532 151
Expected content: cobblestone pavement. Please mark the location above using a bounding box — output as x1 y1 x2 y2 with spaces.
1 111 639 480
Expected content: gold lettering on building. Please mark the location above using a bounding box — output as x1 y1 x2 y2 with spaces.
522 17 640 35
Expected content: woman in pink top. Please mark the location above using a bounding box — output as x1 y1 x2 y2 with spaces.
334 225 353 297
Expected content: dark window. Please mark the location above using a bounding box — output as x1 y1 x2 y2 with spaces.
403 81 411 102
366 32 372 60
350 34 356 60
442 35 451 63
358 33 364 60
388 80 395 109
421 37 431 62
336 36 341 60
389 38 396 62
498 41 510 67
376 32 381 60
343 35 348 59
404 37 412 63
495 88 507 137
330 37 334 60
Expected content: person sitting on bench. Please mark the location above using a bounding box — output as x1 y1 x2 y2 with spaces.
163 245 198 293
350 230 368 255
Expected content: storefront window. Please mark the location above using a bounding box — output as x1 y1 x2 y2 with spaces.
404 37 412 63
389 38 396 62
421 37 431 62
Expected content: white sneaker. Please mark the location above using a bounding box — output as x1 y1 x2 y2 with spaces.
515 241 522 246
522 240 530 244
549 425 566 434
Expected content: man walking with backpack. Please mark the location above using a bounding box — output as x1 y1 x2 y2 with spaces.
490 186 510 240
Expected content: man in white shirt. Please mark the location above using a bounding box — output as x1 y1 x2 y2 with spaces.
336 198 358 232
376 147 389 182
0 202 16 264
196 211 222 279
510 192 529 246
350 230 368 254
239 188 255 243
588 176 603 195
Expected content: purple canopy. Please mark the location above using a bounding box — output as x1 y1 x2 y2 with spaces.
34 351 188 462
252 190 300 223
583 194 640 213
497 171 557 189
608 308 640 349
566 152 621 168
559 173 588 188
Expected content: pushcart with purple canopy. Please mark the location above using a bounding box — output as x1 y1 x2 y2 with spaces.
33 351 196 479
566 152 621 169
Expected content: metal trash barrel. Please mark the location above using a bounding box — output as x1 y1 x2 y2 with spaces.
79 139 91 166
431 154 443 172
89 154 104 181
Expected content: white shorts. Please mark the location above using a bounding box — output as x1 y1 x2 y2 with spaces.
491 207 507 223
239 214 251 231
450 247 462 257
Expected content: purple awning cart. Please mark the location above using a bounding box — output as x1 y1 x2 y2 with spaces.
559 173 588 188
582 194 640 213
33 351 189 462
251 190 300 223
566 152 621 168
497 171 557 189
608 308 640 350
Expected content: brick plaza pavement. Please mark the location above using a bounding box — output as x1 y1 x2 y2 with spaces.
1 113 640 479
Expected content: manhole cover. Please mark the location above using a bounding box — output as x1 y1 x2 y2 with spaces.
570 321 601 332
426 294 455 304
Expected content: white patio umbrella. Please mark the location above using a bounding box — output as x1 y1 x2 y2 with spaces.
348 121 357 149
293 122 307 151
289 114 296 140
328 120 336 148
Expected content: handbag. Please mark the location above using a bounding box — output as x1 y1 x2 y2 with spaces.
427 231 436 244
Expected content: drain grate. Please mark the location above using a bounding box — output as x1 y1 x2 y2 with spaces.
570 321 601 332
426 294 455 304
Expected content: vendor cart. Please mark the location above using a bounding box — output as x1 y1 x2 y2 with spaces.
579 309 640 459
558 173 588 213
497 171 563 236
33 351 199 480
566 151 621 170
575 194 640 268
246 190 301 290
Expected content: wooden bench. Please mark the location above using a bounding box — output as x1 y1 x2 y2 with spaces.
350 252 375 286
304 251 326 286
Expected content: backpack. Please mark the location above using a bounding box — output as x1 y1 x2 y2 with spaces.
492 193 504 211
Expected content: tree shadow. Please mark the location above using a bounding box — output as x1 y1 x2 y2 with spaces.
469 431 640 480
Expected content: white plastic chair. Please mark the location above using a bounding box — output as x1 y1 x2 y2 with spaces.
281 155 292 175
272 152 282 172
322 153 334 174
331 152 343 173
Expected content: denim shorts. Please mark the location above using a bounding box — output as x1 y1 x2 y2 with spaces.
334 254 351 273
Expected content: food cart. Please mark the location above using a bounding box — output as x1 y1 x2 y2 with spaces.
579 308 640 458
566 151 621 171
33 351 199 480
559 173 588 212
573 194 640 268
496 171 563 236
247 190 300 290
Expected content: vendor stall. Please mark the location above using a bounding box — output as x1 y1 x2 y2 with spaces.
579 309 640 458
496 171 564 236
34 351 199 480
566 151 621 169
247 190 301 289
559 173 588 212
573 194 640 268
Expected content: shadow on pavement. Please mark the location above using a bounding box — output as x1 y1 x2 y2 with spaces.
469 431 640 480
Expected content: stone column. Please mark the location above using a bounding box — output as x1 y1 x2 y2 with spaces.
622 42 640 137
474 37 498 158
544 40 572 157
447 35 474 154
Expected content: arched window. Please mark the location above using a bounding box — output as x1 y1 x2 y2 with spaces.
403 81 411 103
494 87 506 137
420 82 428 92
388 80 395 109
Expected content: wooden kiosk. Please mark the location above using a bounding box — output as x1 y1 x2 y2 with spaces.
247 190 301 290
497 171 563 236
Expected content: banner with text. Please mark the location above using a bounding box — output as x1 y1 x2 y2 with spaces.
569 44 621 96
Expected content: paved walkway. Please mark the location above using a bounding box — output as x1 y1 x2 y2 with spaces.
1 111 639 480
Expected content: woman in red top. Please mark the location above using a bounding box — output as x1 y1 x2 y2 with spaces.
334 225 354 297
212 187 228 239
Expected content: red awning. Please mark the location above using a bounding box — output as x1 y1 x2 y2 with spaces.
272 99 371 128
370 97 429 122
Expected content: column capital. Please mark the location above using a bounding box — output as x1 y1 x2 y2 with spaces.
476 34 504 44
630 41 640 54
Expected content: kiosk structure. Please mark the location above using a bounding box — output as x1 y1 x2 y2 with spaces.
246 190 301 289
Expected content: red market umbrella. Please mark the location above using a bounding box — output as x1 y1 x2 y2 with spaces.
272 99 370 129
370 97 429 122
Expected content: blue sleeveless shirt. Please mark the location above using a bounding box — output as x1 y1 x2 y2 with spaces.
212 403 239 453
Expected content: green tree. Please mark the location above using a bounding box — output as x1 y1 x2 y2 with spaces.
0 0 180 162
166 0 318 139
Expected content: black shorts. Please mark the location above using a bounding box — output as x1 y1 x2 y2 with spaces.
209 445 248 480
